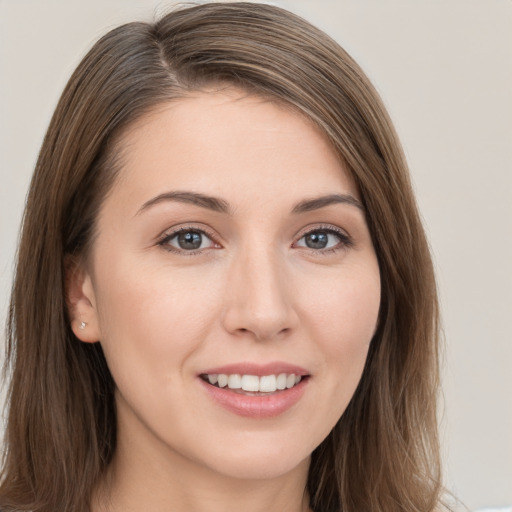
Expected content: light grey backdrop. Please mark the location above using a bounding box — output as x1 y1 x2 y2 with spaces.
1 1 511 509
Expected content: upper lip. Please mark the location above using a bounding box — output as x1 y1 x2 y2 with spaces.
199 361 309 377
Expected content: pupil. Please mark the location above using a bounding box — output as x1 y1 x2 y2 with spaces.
306 232 328 249
178 231 202 250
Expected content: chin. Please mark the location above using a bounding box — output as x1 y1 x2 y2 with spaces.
206 451 311 481
186 432 314 482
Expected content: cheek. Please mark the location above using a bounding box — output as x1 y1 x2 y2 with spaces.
299 263 380 397
304 263 380 347
91 254 224 379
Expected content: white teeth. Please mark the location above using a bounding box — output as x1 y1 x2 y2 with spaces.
241 375 259 392
227 374 242 389
205 372 304 392
276 373 287 390
217 374 228 388
259 375 277 392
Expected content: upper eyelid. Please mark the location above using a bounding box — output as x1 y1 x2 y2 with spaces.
295 223 351 239
158 224 218 242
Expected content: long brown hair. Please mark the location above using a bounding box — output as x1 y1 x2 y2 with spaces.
1 3 444 511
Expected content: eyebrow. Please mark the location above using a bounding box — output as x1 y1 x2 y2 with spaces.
291 194 364 213
136 190 364 217
137 191 232 216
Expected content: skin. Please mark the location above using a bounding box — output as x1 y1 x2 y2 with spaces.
69 88 381 512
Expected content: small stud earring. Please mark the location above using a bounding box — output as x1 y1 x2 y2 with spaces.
79 321 87 330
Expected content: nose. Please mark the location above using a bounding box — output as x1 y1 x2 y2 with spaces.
221 246 299 341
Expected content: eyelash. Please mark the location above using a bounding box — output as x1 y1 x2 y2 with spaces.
157 224 353 255
157 225 220 255
294 224 354 254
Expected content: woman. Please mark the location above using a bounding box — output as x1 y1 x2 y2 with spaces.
1 2 446 511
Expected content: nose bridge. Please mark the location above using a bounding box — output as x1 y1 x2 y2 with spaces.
222 240 296 340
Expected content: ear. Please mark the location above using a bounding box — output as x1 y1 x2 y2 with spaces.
65 257 102 343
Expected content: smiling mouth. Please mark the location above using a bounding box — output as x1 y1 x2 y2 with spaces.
199 373 308 395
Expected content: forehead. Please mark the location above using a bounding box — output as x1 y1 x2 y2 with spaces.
105 88 359 215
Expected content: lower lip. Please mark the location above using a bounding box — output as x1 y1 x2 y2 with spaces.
199 378 308 418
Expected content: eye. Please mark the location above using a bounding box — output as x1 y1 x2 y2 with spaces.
159 228 218 253
294 227 352 251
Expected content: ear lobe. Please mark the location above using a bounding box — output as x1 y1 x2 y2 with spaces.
65 258 101 343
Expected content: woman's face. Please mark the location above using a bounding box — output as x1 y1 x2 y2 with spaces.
73 88 380 481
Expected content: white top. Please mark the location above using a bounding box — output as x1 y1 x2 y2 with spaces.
474 508 512 512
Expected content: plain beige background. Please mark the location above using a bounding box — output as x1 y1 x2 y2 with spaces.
1 0 511 509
